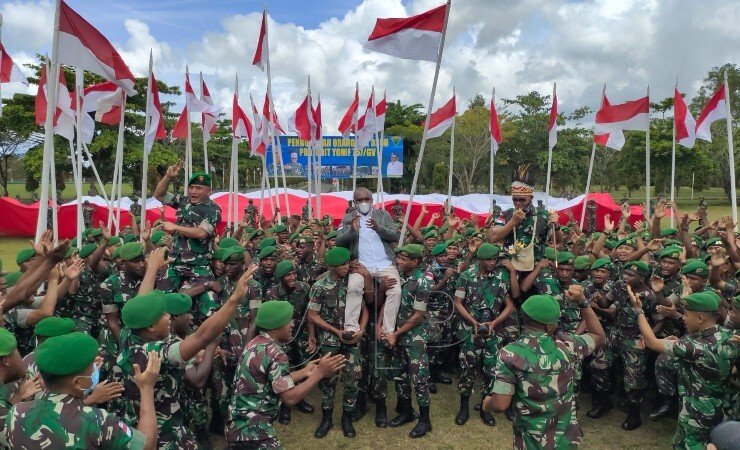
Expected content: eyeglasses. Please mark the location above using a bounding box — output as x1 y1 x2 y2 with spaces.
512 197 528 203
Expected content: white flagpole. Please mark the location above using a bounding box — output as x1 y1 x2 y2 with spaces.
184 66 193 196
580 84 606 229
545 83 556 210
489 85 496 212
725 71 738 230
646 85 651 215
353 86 372 193
140 51 153 235
109 92 126 231
377 88 386 202
670 80 677 228
446 85 456 214
306 76 313 220
229 74 238 229
262 157 275 216
200 72 209 173
399 0 451 246
74 68 84 247
315 92 323 219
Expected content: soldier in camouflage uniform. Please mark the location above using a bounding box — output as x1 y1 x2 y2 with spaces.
453 243 515 427
381 244 433 438
523 252 583 335
265 260 316 424
630 290 738 450
63 243 109 337
271 224 295 261
153 162 222 293
245 246 280 342
425 242 456 390
6 332 160 449
0 328 35 446
294 236 327 285
225 301 345 449
307 247 367 439
485 292 605 450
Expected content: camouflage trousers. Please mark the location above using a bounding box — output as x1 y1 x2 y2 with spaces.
319 343 362 413
183 387 209 431
427 316 453 367
98 327 118 380
394 337 431 408
227 437 283 449
367 324 391 401
213 359 237 422
673 394 729 450
156 264 213 293
591 335 647 404
157 421 198 450
457 328 503 398
655 353 679 397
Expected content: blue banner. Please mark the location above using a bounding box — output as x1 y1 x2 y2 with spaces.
265 135 404 179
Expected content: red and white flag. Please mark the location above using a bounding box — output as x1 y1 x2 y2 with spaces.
35 65 75 141
250 95 269 156
490 95 502 154
695 83 727 143
184 73 220 114
426 94 456 139
674 88 696 149
595 95 649 134
312 97 322 144
355 91 376 149
143 71 166 154
365 3 447 62
171 105 189 140
548 88 558 151
262 93 285 135
201 76 218 143
593 95 624 150
338 85 359 138
0 43 28 85
375 91 387 132
58 0 136 95
71 81 123 125
252 10 269 71
288 95 314 142
232 94 253 146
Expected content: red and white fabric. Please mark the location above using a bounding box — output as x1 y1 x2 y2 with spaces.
143 71 166 154
593 95 624 150
262 93 285 135
34 65 75 141
426 94 456 139
375 92 387 132
674 87 696 148
548 90 558 150
695 83 727 143
311 98 322 145
250 96 268 156
490 95 502 154
355 91 376 148
201 77 218 143
338 86 359 138
252 11 268 71
0 43 28 85
288 95 314 142
365 3 447 62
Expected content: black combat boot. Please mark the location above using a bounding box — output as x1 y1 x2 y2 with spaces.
455 395 470 426
389 399 415 427
480 403 496 426
430 364 452 385
341 411 356 438
649 395 677 419
314 409 334 438
278 404 291 425
621 402 642 431
429 382 437 394
409 406 432 438
353 392 367 421
295 399 314 414
375 399 388 428
586 390 613 419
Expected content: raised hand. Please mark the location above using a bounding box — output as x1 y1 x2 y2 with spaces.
603 214 615 233
166 160 183 178
650 275 665 293
233 264 258 300
133 351 162 391
85 380 124 405
564 285 585 303
548 209 559 223
626 284 642 310
147 247 174 272
64 258 85 280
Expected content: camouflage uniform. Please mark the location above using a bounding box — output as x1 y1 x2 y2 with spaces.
294 255 326 286
99 271 141 378
265 280 314 366
225 332 295 449
5 392 146 449
307 272 362 413
654 274 686 338
0 385 11 446
4 307 37 356
425 261 456 367
157 193 221 292
493 331 597 449
114 333 196 449
533 273 581 335
454 265 510 397
276 243 295 262
66 268 105 336
182 358 209 435
500 205 550 260
581 278 614 388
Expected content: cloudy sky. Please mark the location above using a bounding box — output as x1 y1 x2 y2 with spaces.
2 0 739 129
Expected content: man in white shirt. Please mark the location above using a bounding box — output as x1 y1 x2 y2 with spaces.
386 153 403 177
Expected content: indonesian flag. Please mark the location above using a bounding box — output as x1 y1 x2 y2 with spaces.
312 98 322 144
365 3 447 62
201 77 218 143
426 94 456 139
262 93 285 135
58 0 136 95
143 71 167 155
250 96 268 156
252 10 268 71
674 88 696 149
35 65 75 141
355 91 376 149
232 94 253 143
490 95 502 154
593 95 625 150
73 81 123 125
338 86 359 138
695 83 727 143
595 95 649 134
171 105 189 140
375 92 387 132
548 89 557 150
184 73 220 114
0 43 28 85
288 95 313 142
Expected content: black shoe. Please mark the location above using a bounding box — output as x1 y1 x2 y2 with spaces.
430 368 452 385
353 394 366 421
295 399 314 414
389 399 415 428
409 406 432 438
480 408 496 426
505 407 515 422
314 409 333 438
375 399 388 428
621 404 642 431
649 396 677 420
455 395 470 426
473 403 481 412
341 412 356 438
194 425 210 448
278 404 291 425
208 408 224 435
586 391 613 419
429 382 437 394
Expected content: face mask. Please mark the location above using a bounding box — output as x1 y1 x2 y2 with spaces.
78 363 100 396
357 202 372 215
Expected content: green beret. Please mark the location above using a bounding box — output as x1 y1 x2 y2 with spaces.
121 233 137 244
4 271 21 288
690 235 703 247
431 242 448 256
275 260 295 278
439 224 449 234
544 247 559 261
281 216 289 224
164 293 192 316
212 247 227 261
683 292 718 312
521 294 560 325
704 237 723 249
223 246 245 262
325 247 350 266
473 232 485 240
247 230 264 241
624 260 650 277
464 227 475 237
616 238 637 249
243 226 255 234
296 236 313 245
640 231 652 241
78 243 98 259
395 244 424 258
34 317 76 337
590 258 613 271
681 260 710 277
326 231 338 240
273 224 288 234
219 237 239 248
259 237 277 249
119 242 144 261
663 239 682 247
16 248 36 265
188 172 212 187
556 251 576 265
65 246 79 259
573 256 591 270
0 328 17 356
85 228 103 238
256 300 293 330
604 240 618 250
424 230 438 240
150 231 166 246
288 233 299 243
660 228 677 237
476 243 500 260
37 332 97 376
121 291 167 329
257 246 277 260
111 247 122 260
659 246 682 260
107 236 121 246
297 225 310 234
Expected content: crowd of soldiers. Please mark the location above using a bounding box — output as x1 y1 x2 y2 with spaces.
0 158 737 449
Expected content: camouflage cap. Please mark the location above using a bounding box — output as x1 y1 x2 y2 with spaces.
37 332 97 376
34 317 76 337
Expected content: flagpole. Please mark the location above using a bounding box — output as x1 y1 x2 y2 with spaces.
140 51 153 235
489 85 496 212
36 0 62 243
316 92 323 219
199 72 210 174
74 67 84 246
184 66 192 196
230 74 238 229
351 82 359 195
446 85 456 214
724 71 738 230
306 76 313 220
399 0 451 246
110 92 126 231
670 80 677 228
646 85 651 216
377 88 386 202
545 83 556 210
580 84 606 229
353 84 369 194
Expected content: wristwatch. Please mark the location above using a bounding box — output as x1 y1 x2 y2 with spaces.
203 281 210 290
578 299 590 309
634 309 645 316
